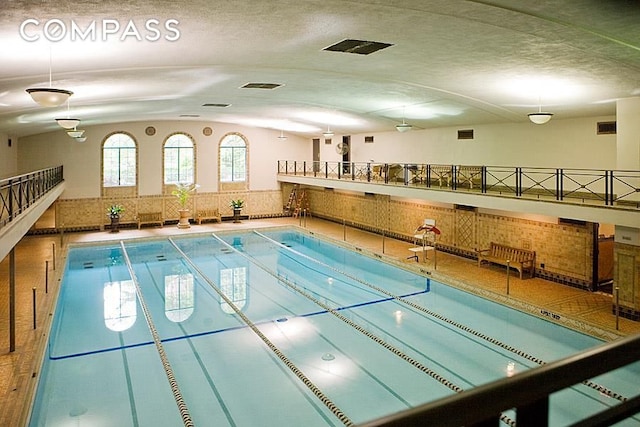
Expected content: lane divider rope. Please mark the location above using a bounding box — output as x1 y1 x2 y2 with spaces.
168 238 354 427
119 241 195 427
253 230 628 403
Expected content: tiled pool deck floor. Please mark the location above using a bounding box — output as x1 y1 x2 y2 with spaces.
2 217 639 426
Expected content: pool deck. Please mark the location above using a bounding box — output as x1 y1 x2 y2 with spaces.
2 216 640 426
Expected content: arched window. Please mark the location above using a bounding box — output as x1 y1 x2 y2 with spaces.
103 132 136 187
219 133 247 183
164 133 195 184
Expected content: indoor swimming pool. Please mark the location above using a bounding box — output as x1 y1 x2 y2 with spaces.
28 227 640 426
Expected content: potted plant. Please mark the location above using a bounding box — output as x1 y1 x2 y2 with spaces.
229 199 244 223
172 183 198 229
107 205 124 233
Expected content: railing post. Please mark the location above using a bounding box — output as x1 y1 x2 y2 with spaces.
558 168 565 201
303 161 306 177
481 166 487 193
426 164 432 188
352 162 355 181
516 167 522 197
451 165 457 190
293 161 297 176
325 162 328 178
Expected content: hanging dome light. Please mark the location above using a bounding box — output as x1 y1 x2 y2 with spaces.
67 127 85 138
323 125 334 138
278 130 287 140
26 48 73 107
528 98 553 124
395 119 412 132
55 99 81 129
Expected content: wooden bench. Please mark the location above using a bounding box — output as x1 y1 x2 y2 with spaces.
477 242 535 279
195 208 222 225
136 212 163 229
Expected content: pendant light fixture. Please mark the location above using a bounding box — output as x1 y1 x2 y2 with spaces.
67 127 85 138
528 96 553 124
55 99 81 129
395 107 412 132
26 48 73 107
323 125 334 138
278 129 287 140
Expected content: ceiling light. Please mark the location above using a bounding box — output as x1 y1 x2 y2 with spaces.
528 99 553 125
56 118 81 129
323 125 334 138
278 130 287 140
528 112 553 125
74 136 87 143
26 49 73 107
67 128 85 138
396 120 412 132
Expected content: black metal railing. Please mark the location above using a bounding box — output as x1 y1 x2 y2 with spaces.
277 161 640 209
0 166 64 229
357 333 640 427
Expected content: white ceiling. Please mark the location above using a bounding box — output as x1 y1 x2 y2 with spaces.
2 0 640 138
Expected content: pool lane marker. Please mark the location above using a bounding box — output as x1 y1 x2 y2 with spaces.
253 231 628 404
212 233 516 427
168 238 354 427
119 242 195 427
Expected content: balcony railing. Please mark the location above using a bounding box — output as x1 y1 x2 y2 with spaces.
0 166 64 229
278 161 640 209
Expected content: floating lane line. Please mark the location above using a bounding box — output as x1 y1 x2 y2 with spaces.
212 233 517 427
168 237 354 427
252 230 628 404
119 241 194 427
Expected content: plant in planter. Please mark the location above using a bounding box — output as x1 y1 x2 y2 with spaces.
229 199 244 223
172 183 198 229
107 205 124 233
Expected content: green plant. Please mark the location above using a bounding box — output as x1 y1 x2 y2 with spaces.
229 199 244 209
172 183 198 208
108 205 124 217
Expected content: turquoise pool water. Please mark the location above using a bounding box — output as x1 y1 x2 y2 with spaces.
29 228 640 426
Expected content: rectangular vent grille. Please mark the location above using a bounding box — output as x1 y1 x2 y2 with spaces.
365 136 374 143
323 39 393 55
241 82 282 89
454 204 476 211
202 103 230 108
597 121 616 135
457 129 474 140
179 114 200 118
325 138 332 144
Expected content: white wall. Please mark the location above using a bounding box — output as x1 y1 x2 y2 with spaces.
17 120 309 199
0 132 18 178
320 116 617 169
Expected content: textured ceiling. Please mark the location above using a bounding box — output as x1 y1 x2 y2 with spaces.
1 0 640 137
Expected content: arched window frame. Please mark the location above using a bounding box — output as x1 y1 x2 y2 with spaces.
219 132 248 191
163 132 196 185
102 132 137 188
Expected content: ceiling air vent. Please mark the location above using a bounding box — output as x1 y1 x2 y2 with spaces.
597 121 616 135
202 103 230 108
457 129 474 140
179 114 200 118
241 83 282 89
365 136 374 143
323 39 393 55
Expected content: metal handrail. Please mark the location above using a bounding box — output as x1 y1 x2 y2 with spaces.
358 333 640 427
0 166 64 229
277 161 640 209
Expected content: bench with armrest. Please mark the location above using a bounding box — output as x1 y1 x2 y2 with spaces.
196 208 222 224
137 212 163 229
477 242 535 279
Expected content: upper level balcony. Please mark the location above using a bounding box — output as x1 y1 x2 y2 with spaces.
277 161 640 228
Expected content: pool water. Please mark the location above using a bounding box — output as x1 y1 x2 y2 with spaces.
29 228 640 426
